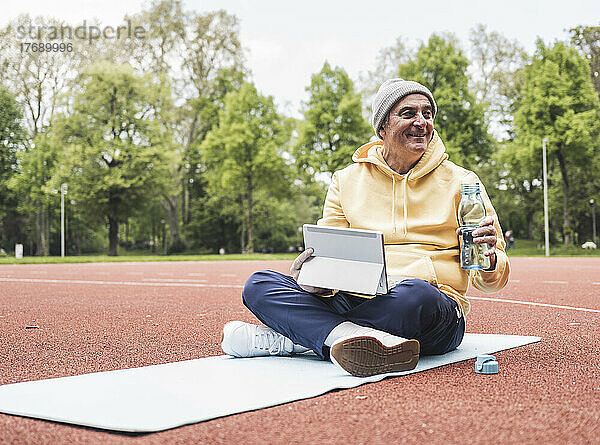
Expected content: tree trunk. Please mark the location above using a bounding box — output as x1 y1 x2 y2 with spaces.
181 178 187 227
186 186 192 226
44 205 50 255
35 205 48 256
35 210 42 256
246 175 254 253
161 195 180 246
151 220 156 253
75 231 81 255
240 194 245 254
527 212 535 240
240 221 245 254
108 216 119 256
556 150 571 245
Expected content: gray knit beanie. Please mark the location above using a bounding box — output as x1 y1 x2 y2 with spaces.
371 78 437 138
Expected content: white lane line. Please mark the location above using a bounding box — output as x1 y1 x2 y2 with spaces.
469 296 600 313
0 278 243 289
141 278 208 283
220 273 237 277
509 279 520 283
592 283 600 285
187 273 206 277
4 278 597 312
542 280 569 284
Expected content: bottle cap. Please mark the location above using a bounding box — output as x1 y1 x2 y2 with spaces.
475 354 498 374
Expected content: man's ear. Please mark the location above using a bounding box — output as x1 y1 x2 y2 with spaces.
379 127 386 138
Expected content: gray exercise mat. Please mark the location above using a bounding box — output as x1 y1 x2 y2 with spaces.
0 333 540 432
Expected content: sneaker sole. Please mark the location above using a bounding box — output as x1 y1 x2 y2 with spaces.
330 336 420 377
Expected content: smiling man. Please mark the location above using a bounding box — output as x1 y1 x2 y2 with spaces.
379 93 434 174
221 78 510 377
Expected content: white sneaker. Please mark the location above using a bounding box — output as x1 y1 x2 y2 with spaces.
221 321 308 357
330 328 420 377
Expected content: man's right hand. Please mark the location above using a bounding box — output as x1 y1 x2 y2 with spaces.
290 247 332 295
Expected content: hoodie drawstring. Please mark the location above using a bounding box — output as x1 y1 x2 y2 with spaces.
402 174 408 238
401 176 408 237
391 175 409 237
392 176 396 234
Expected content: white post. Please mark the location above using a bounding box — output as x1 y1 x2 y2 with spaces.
542 138 550 257
61 183 67 258
591 199 597 245
15 243 23 259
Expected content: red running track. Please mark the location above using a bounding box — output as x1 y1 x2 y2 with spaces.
0 258 599 444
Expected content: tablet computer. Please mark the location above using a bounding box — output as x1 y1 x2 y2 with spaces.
297 224 389 295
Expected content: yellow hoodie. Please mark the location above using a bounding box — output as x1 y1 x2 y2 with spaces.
317 131 510 316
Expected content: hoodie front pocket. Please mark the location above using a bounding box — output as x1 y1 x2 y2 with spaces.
385 251 438 286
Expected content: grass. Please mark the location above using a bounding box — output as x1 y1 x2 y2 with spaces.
1 239 598 264
0 252 298 264
507 239 600 257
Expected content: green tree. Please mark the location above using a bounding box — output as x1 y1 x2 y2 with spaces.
469 24 527 139
0 87 24 252
478 141 542 241
54 62 174 255
124 4 245 249
10 134 105 256
513 40 600 245
7 134 59 255
295 62 372 180
0 15 84 254
182 68 245 225
569 25 600 99
251 189 299 252
175 9 245 244
0 86 22 181
200 83 291 253
119 0 187 252
398 34 494 169
0 15 80 137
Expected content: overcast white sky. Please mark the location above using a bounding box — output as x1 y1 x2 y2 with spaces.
4 0 599 116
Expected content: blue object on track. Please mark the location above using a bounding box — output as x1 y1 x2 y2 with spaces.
475 354 499 374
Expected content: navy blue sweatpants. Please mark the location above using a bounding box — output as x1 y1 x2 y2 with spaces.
242 270 465 359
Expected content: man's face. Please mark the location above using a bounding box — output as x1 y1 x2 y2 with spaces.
379 94 434 162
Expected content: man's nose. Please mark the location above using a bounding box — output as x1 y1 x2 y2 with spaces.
413 113 426 126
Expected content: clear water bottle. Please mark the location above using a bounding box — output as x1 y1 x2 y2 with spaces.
458 183 490 270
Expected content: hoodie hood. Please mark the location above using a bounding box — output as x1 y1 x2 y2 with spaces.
351 129 448 180
350 130 449 237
